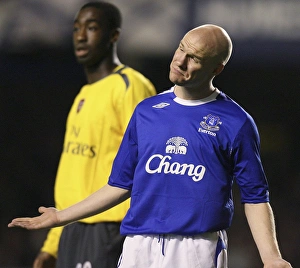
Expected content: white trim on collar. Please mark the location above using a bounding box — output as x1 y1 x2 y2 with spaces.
172 86 220 106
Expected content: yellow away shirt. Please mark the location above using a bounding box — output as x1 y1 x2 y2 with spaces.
41 65 156 257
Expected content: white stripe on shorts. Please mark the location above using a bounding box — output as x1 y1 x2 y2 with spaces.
117 231 228 268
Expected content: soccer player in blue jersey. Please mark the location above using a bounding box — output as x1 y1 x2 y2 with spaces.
9 24 292 268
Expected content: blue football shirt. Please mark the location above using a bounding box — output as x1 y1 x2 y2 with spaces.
109 87 269 235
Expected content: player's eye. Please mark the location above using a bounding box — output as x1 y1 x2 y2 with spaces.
88 26 97 31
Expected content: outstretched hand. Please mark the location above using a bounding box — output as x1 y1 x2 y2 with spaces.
8 206 60 230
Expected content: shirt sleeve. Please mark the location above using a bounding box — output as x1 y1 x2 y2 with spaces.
232 117 270 203
108 111 138 190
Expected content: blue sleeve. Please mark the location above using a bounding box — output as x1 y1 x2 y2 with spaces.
108 111 138 190
232 117 270 203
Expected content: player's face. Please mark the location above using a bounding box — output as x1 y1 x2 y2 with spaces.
169 31 218 88
73 7 113 66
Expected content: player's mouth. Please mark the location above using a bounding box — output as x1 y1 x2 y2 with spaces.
170 65 184 76
75 48 89 57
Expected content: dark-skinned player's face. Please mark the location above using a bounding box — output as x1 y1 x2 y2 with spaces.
73 7 113 66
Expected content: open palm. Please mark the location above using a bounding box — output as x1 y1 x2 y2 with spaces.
8 206 59 230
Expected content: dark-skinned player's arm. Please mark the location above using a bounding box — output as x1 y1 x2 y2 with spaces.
8 184 130 230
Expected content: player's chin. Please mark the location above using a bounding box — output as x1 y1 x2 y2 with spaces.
75 57 88 64
169 73 185 85
75 54 94 65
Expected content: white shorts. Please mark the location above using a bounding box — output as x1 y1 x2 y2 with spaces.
117 231 228 268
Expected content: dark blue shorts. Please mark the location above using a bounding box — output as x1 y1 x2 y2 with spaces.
56 222 124 268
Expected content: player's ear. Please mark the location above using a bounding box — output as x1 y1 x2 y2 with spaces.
110 28 120 43
213 64 224 76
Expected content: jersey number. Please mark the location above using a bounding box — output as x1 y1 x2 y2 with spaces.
76 261 92 268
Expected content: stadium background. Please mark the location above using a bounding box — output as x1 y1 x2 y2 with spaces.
0 0 299 267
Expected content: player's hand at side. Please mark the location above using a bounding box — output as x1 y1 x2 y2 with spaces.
263 258 292 268
8 206 59 230
33 251 56 268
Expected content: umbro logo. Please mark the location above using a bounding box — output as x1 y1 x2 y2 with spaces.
152 102 170 108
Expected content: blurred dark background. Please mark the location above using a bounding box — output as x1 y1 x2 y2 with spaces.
0 0 299 267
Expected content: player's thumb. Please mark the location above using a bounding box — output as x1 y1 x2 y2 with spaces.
38 206 48 214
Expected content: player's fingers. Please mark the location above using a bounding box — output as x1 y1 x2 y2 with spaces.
8 207 59 229
8 217 36 228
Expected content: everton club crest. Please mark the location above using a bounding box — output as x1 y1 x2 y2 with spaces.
200 114 222 131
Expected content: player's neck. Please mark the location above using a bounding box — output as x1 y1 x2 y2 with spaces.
174 85 216 100
85 56 121 84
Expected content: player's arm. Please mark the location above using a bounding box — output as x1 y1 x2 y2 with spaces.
8 184 130 230
244 202 292 267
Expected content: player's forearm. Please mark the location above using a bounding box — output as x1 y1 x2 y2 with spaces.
8 184 130 230
57 184 130 225
244 202 282 263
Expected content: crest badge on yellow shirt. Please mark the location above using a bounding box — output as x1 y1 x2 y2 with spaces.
77 99 85 113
